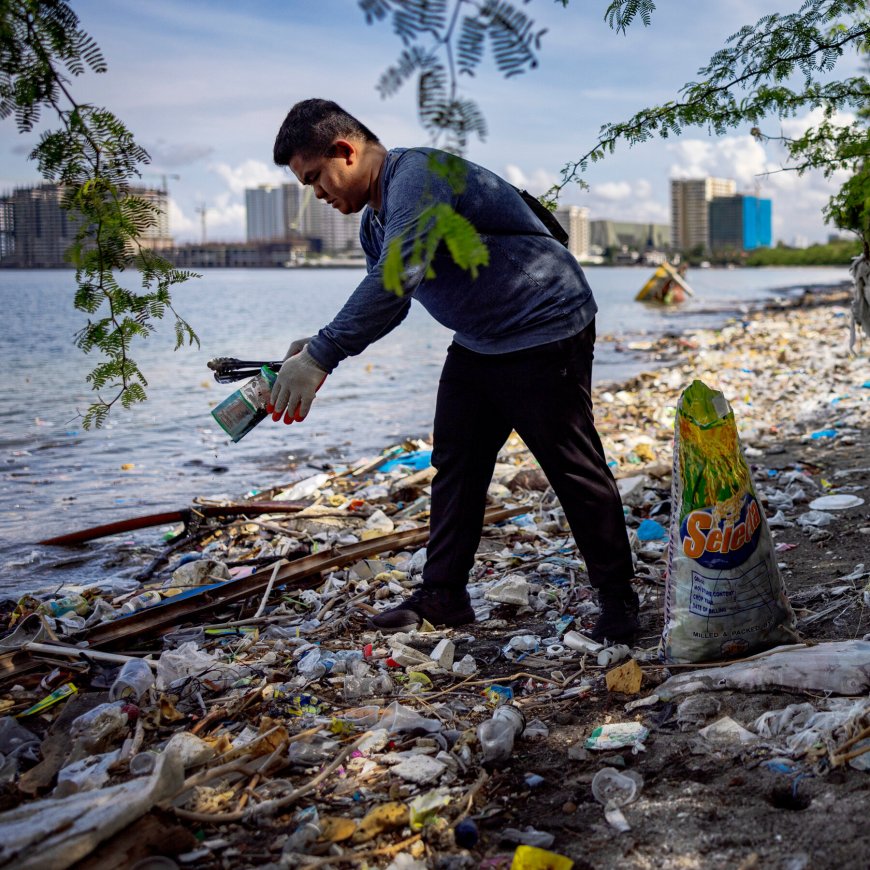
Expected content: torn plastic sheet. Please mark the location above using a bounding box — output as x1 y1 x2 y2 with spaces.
0 738 184 869
657 641 870 700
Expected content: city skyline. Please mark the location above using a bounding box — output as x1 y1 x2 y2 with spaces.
0 1 861 246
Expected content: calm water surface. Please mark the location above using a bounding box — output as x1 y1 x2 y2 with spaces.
0 265 847 594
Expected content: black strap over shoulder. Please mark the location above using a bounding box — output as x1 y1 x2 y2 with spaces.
514 187 569 248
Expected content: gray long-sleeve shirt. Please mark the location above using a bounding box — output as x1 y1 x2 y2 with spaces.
306 147 597 373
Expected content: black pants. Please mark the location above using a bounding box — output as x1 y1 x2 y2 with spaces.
422 319 634 595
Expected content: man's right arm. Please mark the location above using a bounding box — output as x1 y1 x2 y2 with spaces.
305 267 413 373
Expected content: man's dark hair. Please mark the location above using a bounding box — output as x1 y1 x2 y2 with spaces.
273 99 380 166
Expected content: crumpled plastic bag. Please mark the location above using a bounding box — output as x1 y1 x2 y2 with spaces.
377 701 442 734
156 641 240 692
754 697 870 757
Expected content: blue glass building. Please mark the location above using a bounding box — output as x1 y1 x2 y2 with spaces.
709 195 772 251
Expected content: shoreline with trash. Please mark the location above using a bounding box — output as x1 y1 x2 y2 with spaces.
0 283 868 869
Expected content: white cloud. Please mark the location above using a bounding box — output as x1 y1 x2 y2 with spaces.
584 179 668 225
665 112 855 242
209 160 287 196
502 164 558 195
668 136 776 185
668 140 715 178
170 200 245 243
167 199 197 238
594 181 632 201
205 200 246 241
778 106 857 140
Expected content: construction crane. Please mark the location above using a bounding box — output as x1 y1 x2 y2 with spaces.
288 185 314 232
195 203 207 244
142 173 181 193
159 173 180 194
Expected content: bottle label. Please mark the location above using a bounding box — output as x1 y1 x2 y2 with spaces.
212 366 277 443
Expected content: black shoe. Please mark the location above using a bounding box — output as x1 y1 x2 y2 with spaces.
368 587 476 633
589 585 640 645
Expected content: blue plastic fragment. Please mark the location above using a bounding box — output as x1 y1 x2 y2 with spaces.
378 449 433 472
637 518 667 541
810 429 837 440
554 615 575 636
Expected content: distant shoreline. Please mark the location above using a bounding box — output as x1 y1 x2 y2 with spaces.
0 261 856 272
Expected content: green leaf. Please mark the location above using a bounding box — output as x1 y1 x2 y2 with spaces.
383 237 406 295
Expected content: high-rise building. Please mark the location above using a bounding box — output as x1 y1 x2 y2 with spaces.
671 177 736 252
709 194 772 251
0 184 170 268
245 185 286 242
246 181 361 254
0 197 16 262
0 185 78 267
554 205 590 260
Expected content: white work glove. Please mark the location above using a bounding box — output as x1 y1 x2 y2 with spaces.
284 335 316 358
268 343 327 423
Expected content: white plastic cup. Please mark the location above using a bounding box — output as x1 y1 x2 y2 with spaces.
591 767 643 807
477 704 526 764
109 657 155 703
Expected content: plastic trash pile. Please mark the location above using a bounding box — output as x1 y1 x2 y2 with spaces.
0 296 867 868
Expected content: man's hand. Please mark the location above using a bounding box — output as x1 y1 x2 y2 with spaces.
267 344 327 423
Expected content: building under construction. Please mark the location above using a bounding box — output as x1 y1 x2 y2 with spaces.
0 183 171 268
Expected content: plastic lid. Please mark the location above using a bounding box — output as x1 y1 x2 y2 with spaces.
808 494 865 511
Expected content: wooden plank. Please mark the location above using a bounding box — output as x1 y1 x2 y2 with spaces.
38 501 307 546
2 505 526 683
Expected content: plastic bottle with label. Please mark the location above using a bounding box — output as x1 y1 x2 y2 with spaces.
477 704 526 764
41 594 89 618
120 590 162 615
211 365 277 443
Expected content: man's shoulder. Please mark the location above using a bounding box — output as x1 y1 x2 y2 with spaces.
388 146 474 173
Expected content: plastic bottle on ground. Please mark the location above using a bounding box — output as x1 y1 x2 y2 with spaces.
477 704 525 764
41 594 89 618
69 702 129 752
109 658 155 703
120 590 162 615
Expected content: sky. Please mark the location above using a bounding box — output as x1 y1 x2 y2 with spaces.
1 0 863 245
